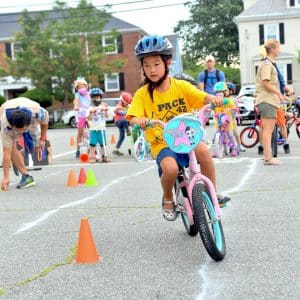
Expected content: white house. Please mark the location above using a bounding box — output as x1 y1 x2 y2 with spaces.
235 0 300 94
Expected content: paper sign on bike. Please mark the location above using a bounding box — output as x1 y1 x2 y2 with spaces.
164 114 204 153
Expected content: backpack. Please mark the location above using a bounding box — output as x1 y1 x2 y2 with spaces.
204 69 220 85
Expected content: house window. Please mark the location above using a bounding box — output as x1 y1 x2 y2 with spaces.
102 36 117 54
277 63 293 84
10 43 22 60
104 73 119 91
289 0 300 7
259 23 284 45
264 24 279 40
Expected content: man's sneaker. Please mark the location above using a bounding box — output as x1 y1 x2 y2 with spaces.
283 143 290 154
217 194 231 208
75 150 80 159
17 174 35 189
239 145 246 152
258 145 264 155
112 149 124 156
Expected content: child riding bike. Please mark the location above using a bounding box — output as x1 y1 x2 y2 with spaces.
73 76 91 159
211 82 239 158
86 88 111 163
126 35 230 221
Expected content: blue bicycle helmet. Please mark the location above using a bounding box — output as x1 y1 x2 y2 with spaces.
214 82 228 92
134 35 173 60
90 87 104 97
226 82 236 93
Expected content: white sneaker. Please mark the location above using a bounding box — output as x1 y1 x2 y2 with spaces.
239 145 246 152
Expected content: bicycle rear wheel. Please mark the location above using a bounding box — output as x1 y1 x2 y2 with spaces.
192 182 226 261
296 124 300 138
240 126 259 148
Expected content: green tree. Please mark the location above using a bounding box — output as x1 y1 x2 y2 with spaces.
174 0 243 65
5 0 124 103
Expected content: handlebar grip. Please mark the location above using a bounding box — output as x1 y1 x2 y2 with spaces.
210 98 229 109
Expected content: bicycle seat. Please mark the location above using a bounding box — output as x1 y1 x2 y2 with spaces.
164 115 205 153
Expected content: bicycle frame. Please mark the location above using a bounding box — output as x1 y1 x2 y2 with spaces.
152 104 222 219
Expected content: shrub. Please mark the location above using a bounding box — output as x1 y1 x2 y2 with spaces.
0 95 6 106
20 88 53 108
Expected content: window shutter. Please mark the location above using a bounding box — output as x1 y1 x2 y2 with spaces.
287 64 292 84
119 73 124 90
117 35 123 54
259 24 264 45
279 23 285 44
5 43 12 58
290 0 295 7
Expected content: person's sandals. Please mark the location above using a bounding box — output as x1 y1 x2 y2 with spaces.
89 157 96 164
264 158 282 165
162 199 177 221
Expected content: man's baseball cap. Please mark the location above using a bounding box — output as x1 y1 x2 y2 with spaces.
205 55 215 62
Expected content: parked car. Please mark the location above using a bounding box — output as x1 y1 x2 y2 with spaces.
48 108 70 128
236 84 256 124
61 98 120 128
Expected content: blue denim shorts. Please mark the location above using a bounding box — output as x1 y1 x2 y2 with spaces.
156 147 189 177
89 130 106 146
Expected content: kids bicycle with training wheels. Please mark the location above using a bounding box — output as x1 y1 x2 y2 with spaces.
150 104 226 261
211 106 240 158
128 124 151 162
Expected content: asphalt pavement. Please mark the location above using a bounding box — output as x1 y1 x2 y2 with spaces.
0 123 299 299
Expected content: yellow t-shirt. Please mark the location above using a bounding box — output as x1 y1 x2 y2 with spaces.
213 97 236 130
126 78 207 158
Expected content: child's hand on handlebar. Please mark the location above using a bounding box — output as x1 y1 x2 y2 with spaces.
210 95 223 107
137 117 149 129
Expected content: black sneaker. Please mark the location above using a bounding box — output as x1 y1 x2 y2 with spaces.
283 143 290 154
217 194 231 208
258 145 264 155
112 149 124 156
17 174 35 189
75 150 80 159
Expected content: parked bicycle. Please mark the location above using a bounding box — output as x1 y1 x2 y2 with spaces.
150 104 226 261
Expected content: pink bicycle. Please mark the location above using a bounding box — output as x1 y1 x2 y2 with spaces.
150 104 226 261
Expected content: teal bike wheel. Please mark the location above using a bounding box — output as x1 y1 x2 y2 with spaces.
192 182 226 261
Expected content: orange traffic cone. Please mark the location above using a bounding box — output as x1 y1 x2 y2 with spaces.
77 167 87 184
75 218 102 264
110 134 116 144
66 169 78 187
70 136 76 146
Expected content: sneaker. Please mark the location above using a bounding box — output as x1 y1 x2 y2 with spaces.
239 145 246 152
75 150 80 159
217 194 231 208
258 145 264 155
283 143 290 154
112 149 124 156
17 174 35 189
231 149 238 157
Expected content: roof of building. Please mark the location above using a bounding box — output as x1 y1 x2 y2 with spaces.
0 10 146 40
235 0 300 22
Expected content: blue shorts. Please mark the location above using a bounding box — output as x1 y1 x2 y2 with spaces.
156 147 189 177
89 130 107 146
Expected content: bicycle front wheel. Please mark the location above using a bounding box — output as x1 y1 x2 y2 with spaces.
271 126 278 157
240 126 259 148
133 137 146 162
192 183 226 261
